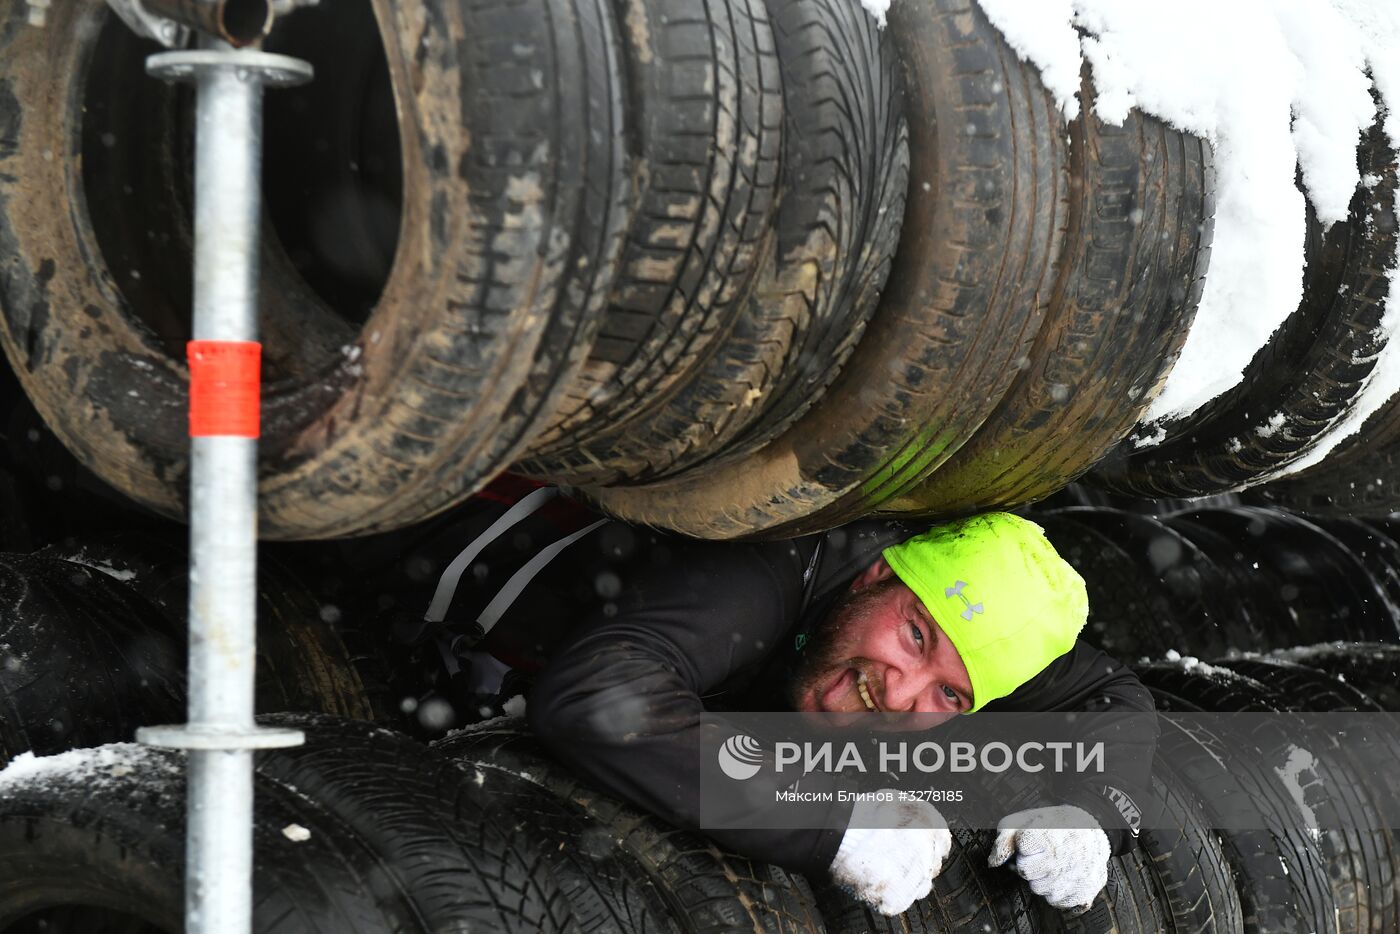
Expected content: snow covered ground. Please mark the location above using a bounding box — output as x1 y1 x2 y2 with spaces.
862 0 1400 473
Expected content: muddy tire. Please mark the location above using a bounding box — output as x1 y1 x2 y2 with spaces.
0 0 631 539
437 723 828 933
0 556 183 766
525 0 909 486
586 0 1069 538
897 70 1211 517
1096 96 1397 498
518 0 784 474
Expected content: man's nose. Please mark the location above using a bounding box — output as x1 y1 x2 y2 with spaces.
882 669 954 713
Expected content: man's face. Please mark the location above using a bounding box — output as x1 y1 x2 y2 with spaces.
790 558 974 716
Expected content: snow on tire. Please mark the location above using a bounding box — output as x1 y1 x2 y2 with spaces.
1096 94 1398 499
1205 657 1399 934
1272 640 1400 711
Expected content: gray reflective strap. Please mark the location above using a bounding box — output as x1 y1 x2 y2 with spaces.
423 486 559 624
476 519 609 637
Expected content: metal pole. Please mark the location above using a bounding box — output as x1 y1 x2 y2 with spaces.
138 44 311 934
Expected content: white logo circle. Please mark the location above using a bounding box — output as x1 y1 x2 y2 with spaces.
717 734 764 781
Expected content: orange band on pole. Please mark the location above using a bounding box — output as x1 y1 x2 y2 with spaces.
188 340 261 438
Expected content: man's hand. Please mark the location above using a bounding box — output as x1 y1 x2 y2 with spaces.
987 805 1110 911
829 791 953 916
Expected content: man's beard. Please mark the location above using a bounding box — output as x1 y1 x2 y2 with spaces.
786 577 903 710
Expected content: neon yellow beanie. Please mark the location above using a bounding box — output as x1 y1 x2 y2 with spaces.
882 513 1087 713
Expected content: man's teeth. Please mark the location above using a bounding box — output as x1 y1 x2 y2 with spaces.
856 675 877 711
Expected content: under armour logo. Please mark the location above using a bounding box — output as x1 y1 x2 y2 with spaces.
944 580 984 621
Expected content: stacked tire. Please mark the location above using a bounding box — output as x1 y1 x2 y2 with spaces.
1131 652 1400 934
0 0 1226 543
1091 96 1399 508
1034 502 1400 661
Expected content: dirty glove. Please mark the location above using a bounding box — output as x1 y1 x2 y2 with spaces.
987 805 1110 911
829 791 953 916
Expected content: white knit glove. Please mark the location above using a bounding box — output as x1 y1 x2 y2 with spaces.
987 805 1111 911
829 791 953 916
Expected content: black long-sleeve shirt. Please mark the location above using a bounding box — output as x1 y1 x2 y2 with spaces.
510 514 1158 876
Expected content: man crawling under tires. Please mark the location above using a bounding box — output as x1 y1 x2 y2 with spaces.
388 484 1159 918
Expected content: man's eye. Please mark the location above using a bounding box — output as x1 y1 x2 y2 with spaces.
942 685 959 703
909 622 924 648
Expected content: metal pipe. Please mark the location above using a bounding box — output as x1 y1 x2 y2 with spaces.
139 44 311 934
187 49 262 934
141 0 273 46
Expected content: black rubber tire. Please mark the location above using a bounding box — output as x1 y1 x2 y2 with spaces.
816 829 1036 934
1307 517 1400 617
0 0 631 539
35 532 388 721
526 0 909 487
1133 762 1246 934
1272 641 1400 711
446 751 681 933
1205 658 1399 934
1169 507 1400 643
1134 661 1277 712
585 0 1069 539
437 722 828 933
1046 507 1265 657
1156 514 1307 651
1209 657 1385 712
0 717 583 931
519 0 783 463
0 555 184 766
0 744 417 932
256 713 585 931
1033 846 1170 934
897 68 1211 518
1133 666 1339 934
1095 93 1398 498
1035 511 1198 661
